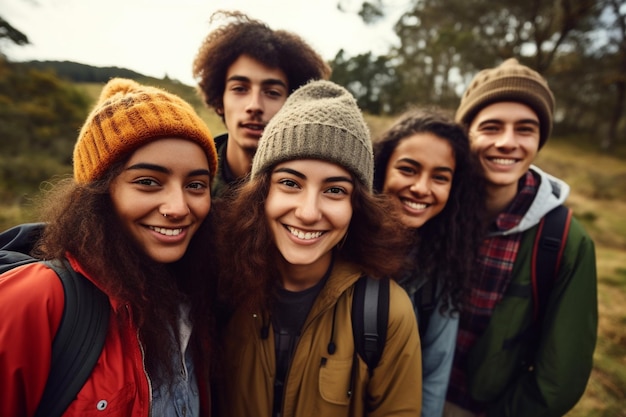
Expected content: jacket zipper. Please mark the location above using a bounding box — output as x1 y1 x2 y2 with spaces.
127 304 153 417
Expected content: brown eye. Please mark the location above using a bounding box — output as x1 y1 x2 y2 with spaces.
135 178 159 186
481 124 499 132
278 179 299 188
398 166 415 174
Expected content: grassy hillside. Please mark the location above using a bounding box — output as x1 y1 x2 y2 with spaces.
0 77 226 230
534 140 626 417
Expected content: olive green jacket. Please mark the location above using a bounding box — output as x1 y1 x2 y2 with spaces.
467 215 598 417
214 260 422 417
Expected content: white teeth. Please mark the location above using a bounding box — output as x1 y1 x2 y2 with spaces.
403 200 428 210
490 158 516 165
287 226 323 240
150 226 183 236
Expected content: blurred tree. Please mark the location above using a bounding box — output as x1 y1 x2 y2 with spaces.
334 0 600 111
338 0 385 24
0 58 90 201
546 0 625 150
0 62 88 159
598 0 626 150
332 0 624 150
0 16 29 55
330 49 398 114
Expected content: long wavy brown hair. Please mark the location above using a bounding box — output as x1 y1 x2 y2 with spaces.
192 10 331 115
32 160 217 386
373 107 487 313
212 168 411 318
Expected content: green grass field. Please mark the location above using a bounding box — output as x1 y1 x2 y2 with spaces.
533 141 626 417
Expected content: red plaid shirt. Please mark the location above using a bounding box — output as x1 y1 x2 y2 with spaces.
447 171 539 412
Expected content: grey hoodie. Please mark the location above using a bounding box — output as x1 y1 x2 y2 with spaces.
494 165 570 237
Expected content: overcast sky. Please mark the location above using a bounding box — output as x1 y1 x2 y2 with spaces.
1 0 404 85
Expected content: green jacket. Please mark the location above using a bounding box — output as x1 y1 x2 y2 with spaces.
214 260 422 417
467 215 598 417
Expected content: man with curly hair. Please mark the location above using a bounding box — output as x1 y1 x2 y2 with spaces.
193 10 331 197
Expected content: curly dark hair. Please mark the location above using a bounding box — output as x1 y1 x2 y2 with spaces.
192 10 331 113
32 161 218 387
373 107 486 312
212 169 411 316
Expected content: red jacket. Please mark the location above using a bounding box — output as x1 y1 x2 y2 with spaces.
0 255 210 417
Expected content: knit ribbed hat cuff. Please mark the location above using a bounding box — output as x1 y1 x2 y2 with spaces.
253 123 373 188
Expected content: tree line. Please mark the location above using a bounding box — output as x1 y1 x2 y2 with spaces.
329 0 625 151
0 58 87 203
1 0 625 155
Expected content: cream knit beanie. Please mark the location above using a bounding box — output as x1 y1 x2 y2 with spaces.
251 80 373 189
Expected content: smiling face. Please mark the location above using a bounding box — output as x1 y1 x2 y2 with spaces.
468 101 540 198
109 138 212 264
265 159 354 290
382 132 455 229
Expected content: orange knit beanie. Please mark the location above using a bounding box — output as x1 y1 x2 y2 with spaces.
455 58 555 148
73 78 217 183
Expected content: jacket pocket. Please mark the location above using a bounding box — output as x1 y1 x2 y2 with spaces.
64 383 136 416
468 341 528 402
467 287 532 402
319 357 352 405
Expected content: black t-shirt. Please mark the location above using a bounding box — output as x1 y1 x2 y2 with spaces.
271 265 332 416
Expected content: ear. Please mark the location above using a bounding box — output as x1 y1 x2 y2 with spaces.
216 107 224 116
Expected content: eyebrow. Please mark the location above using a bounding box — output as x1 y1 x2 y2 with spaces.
188 169 212 177
226 75 288 89
125 163 211 177
478 118 540 127
273 167 354 184
517 119 540 127
397 158 454 173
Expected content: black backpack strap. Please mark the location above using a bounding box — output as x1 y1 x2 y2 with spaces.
33 258 110 417
531 205 572 322
502 205 573 352
415 279 438 340
1 223 110 416
352 275 390 375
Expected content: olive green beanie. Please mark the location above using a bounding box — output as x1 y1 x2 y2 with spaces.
251 79 373 189
455 58 555 148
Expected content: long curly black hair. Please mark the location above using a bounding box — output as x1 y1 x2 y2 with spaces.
33 161 217 388
373 107 486 312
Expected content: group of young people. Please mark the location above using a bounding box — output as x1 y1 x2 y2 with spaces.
0 9 597 417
